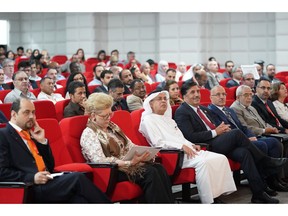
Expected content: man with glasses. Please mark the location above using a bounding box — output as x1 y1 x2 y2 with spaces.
4 71 36 103
18 61 38 89
242 73 256 93
64 81 87 118
174 80 288 203
0 68 11 90
2 58 14 83
252 77 288 134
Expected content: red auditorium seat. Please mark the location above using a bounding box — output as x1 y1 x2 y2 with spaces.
0 90 11 102
55 99 70 121
220 78 232 87
33 100 57 120
51 55 68 65
59 115 143 203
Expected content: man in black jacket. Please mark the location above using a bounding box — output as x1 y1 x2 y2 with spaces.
0 98 110 203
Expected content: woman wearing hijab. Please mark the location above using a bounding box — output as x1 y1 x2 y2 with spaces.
155 60 168 82
139 90 237 204
182 63 203 82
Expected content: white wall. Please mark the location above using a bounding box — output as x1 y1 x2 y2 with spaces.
1 12 288 71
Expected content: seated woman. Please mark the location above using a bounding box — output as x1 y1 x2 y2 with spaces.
156 60 168 82
164 80 183 106
175 61 187 81
271 82 288 121
80 93 174 203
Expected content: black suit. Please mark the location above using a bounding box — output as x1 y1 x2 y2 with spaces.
0 123 110 203
111 98 130 112
94 85 108 94
0 83 11 90
208 104 282 158
252 95 288 133
0 111 7 123
174 102 276 195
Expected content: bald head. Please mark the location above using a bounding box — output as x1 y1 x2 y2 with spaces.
210 85 227 107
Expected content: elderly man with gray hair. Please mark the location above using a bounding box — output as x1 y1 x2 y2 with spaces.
2 58 14 83
226 66 243 88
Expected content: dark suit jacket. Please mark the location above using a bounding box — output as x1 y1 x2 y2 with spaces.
0 123 54 183
30 79 38 89
252 95 288 133
94 85 108 94
63 101 85 118
156 81 166 91
0 111 8 123
0 83 11 90
226 79 240 88
111 98 130 112
174 102 218 143
123 85 131 95
208 104 255 138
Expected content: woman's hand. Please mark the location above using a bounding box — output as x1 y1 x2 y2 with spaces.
131 151 151 165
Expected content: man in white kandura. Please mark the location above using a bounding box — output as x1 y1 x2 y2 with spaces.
139 90 237 204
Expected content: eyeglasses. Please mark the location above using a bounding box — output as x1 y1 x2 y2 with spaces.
16 77 28 81
5 65 14 68
152 97 168 102
257 86 271 91
211 93 227 97
245 78 254 81
97 112 114 120
239 93 253 97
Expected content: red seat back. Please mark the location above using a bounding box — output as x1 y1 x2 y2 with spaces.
150 82 160 92
130 109 150 147
37 118 74 166
200 88 211 105
0 90 11 102
220 78 232 87
55 99 70 121
168 62 177 70
144 83 151 94
111 110 140 144
51 55 68 65
30 88 41 98
59 115 89 163
0 103 12 120
33 100 57 120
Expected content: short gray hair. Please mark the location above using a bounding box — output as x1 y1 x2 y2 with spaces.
236 85 251 97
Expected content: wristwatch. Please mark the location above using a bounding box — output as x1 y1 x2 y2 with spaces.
124 161 131 167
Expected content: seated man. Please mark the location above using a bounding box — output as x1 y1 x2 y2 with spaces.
208 85 282 159
4 71 37 103
174 80 288 203
63 81 87 118
45 68 63 90
208 85 285 192
226 66 242 88
0 98 110 203
108 79 130 112
94 70 114 94
0 68 12 90
119 69 133 94
88 65 104 86
127 79 146 112
156 68 176 91
37 77 65 104
241 73 256 94
252 77 288 134
18 61 38 89
139 90 237 204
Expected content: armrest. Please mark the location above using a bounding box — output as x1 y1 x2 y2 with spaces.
157 149 184 181
0 182 33 203
87 162 119 196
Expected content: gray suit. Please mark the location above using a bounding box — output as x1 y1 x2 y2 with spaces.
126 94 143 112
206 72 223 90
230 100 268 136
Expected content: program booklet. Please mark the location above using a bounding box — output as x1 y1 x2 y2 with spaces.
123 146 161 161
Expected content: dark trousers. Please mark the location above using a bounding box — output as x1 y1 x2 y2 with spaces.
257 137 283 158
33 172 111 203
206 129 268 195
118 163 174 203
